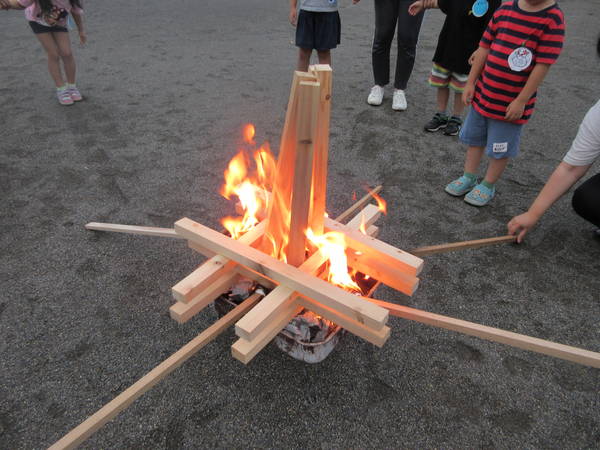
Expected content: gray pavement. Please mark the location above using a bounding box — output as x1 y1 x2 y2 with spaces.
1 0 599 448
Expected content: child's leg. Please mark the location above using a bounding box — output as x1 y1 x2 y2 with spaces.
297 48 311 72
34 33 64 87
437 87 449 112
451 91 465 117
483 157 509 184
464 145 485 174
53 32 76 84
316 50 331 67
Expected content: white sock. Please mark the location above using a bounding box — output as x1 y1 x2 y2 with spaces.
57 85 67 92
66 83 76 89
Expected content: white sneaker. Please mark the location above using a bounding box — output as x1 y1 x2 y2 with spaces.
367 85 384 106
392 89 407 111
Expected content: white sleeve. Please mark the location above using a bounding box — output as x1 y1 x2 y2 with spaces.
563 100 600 166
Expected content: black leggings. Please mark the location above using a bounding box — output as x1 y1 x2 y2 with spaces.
372 0 424 90
572 173 600 228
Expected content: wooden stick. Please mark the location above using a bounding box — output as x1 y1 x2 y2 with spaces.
335 185 382 224
172 221 266 303
287 81 320 267
308 64 332 235
324 216 424 276
174 218 389 330
85 223 181 239
365 298 600 369
409 235 517 257
49 294 262 450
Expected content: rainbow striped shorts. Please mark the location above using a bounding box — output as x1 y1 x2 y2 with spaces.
428 63 468 93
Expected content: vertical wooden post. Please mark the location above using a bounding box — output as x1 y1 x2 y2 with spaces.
308 64 332 235
265 71 317 259
286 81 321 267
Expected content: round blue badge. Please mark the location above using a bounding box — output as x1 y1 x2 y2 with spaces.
472 0 489 17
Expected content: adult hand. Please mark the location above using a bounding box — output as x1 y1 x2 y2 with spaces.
408 0 424 15
79 30 87 45
289 8 297 26
462 82 475 106
507 211 539 243
505 99 526 121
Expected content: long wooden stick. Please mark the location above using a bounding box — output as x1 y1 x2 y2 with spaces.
366 298 600 368
409 235 517 257
335 185 383 224
85 222 181 239
49 294 262 450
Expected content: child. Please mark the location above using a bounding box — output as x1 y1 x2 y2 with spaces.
1 0 86 105
445 0 565 206
289 0 340 71
408 0 501 136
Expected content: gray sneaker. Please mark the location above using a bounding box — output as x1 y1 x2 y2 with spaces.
424 112 448 132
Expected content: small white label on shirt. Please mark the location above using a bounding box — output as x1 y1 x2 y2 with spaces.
493 142 508 153
508 47 533 72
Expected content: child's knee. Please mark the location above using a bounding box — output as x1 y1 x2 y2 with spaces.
59 49 73 59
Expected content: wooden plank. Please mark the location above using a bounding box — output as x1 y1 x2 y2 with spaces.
308 64 332 235
366 225 379 238
265 71 318 260
335 185 382 224
409 235 517 257
85 222 181 239
234 203 384 341
324 216 424 276
231 303 303 364
174 218 389 330
172 221 266 303
365 298 600 369
170 270 240 324
49 294 262 450
287 80 321 267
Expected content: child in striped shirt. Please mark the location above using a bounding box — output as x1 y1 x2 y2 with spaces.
444 0 565 206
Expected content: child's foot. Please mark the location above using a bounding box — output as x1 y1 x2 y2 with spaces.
367 85 384 106
66 84 82 102
392 89 407 111
424 112 448 132
443 116 462 136
445 174 477 196
464 182 495 206
56 87 74 106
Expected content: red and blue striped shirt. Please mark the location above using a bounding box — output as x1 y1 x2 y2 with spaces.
473 0 565 124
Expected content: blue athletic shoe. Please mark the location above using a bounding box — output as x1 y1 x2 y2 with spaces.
445 175 478 196
464 183 495 206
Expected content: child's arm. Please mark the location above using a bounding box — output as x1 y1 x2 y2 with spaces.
289 0 297 26
71 9 86 45
462 46 489 105
1 0 25 10
504 63 551 121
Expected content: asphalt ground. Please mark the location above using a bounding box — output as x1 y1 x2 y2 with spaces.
0 0 599 448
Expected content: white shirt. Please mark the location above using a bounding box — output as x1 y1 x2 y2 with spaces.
563 100 600 166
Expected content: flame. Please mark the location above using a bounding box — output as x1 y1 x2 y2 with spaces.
364 186 387 215
359 213 367 235
306 228 361 293
220 125 276 240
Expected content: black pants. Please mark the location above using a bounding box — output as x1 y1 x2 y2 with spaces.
572 173 600 228
372 0 424 90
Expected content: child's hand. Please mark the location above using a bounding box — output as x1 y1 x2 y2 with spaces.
508 211 539 243
79 30 87 45
462 83 475 106
289 8 297 26
408 0 424 15
505 99 525 121
0 0 9 10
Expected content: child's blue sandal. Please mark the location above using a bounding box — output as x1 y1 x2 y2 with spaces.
464 183 495 206
445 175 477 196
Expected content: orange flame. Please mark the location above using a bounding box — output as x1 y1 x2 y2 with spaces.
359 213 367 235
306 228 361 293
220 126 276 240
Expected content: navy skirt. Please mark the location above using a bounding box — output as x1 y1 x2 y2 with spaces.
295 10 341 51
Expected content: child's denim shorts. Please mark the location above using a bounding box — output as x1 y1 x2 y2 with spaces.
459 106 523 159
